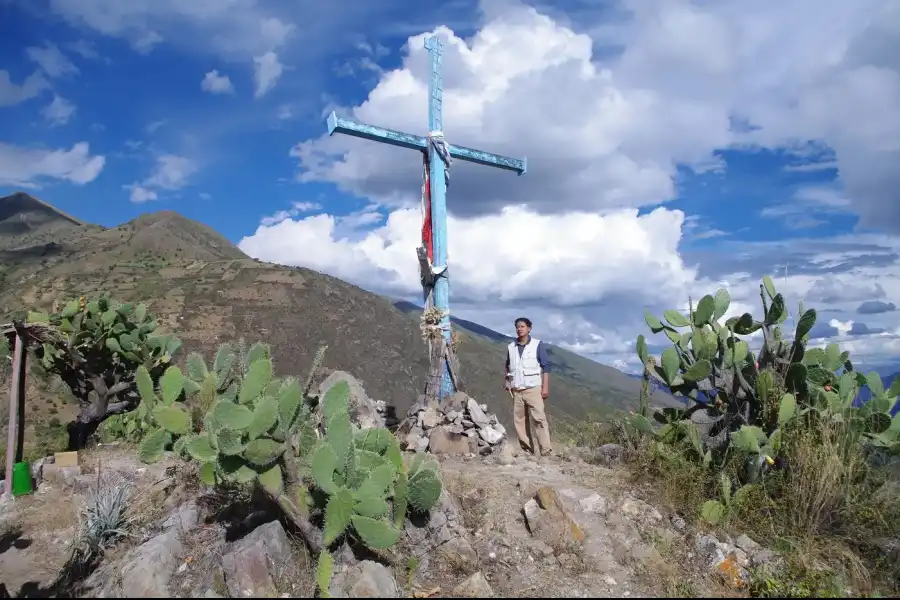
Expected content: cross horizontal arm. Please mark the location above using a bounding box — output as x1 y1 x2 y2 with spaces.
326 111 527 175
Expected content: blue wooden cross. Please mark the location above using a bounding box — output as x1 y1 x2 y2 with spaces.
325 36 527 399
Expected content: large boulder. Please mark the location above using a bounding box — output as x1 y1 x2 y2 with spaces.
221 521 296 598
523 486 586 551
329 560 399 598
317 371 385 430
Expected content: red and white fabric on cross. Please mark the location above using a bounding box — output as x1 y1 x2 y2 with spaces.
420 151 434 265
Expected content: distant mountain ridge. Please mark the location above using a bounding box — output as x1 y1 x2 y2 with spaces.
0 191 92 251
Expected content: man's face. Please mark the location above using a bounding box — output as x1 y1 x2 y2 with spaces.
515 321 531 338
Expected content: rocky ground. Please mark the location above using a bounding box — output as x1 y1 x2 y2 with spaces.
0 440 779 598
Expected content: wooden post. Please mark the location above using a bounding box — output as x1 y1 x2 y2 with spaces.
423 338 444 406
5 331 24 496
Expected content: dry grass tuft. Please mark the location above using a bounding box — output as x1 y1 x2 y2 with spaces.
778 420 869 536
623 411 900 597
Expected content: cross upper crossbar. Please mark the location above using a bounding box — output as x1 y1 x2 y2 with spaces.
325 112 527 175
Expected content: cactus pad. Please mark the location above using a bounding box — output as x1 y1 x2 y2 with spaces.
316 551 334 599
186 435 219 462
215 430 246 455
152 405 192 435
311 443 338 493
212 400 254 430
139 428 170 464
186 352 208 381
322 381 350 422
353 463 395 504
242 437 284 467
323 487 354 545
351 515 402 549
238 357 273 404
408 468 441 513
159 366 184 405
248 395 279 440
258 463 283 495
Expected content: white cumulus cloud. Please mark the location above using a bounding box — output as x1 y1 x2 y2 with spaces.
291 0 900 230
201 70 234 94
0 142 105 187
41 95 77 126
0 70 49 107
259 201 324 226
125 154 198 202
239 204 694 311
253 51 283 98
144 155 197 190
124 184 158 203
26 43 79 78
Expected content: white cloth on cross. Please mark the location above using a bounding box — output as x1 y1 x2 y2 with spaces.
420 130 452 279
427 130 452 184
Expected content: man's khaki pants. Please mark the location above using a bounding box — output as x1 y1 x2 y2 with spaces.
511 386 552 454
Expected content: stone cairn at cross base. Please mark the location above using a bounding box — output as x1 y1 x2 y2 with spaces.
388 391 508 455
317 369 508 456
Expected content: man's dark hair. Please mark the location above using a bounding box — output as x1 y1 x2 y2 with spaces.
515 317 532 328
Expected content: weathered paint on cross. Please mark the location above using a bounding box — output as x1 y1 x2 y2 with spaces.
325 36 527 398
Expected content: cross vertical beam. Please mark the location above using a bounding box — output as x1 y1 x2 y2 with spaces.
325 36 527 399
423 37 454 398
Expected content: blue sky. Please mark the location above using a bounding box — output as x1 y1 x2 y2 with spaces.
2 0 899 375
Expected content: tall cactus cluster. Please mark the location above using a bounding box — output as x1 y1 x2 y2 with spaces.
131 340 442 596
636 276 899 473
311 384 442 596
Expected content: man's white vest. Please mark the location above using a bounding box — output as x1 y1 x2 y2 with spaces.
507 338 542 389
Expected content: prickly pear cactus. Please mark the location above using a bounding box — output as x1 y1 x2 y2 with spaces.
137 341 443 598
310 380 442 550
308 380 442 596
174 342 310 489
27 294 183 444
637 275 899 468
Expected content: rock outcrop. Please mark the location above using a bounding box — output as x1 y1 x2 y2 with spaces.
316 371 386 430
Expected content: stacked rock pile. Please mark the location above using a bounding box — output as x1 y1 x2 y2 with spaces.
394 391 507 455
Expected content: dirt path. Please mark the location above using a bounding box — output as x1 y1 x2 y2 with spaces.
0 485 79 596
425 450 673 598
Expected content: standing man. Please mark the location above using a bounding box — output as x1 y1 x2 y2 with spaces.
504 317 553 456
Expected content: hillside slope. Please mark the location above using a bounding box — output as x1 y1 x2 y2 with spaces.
0 193 673 448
